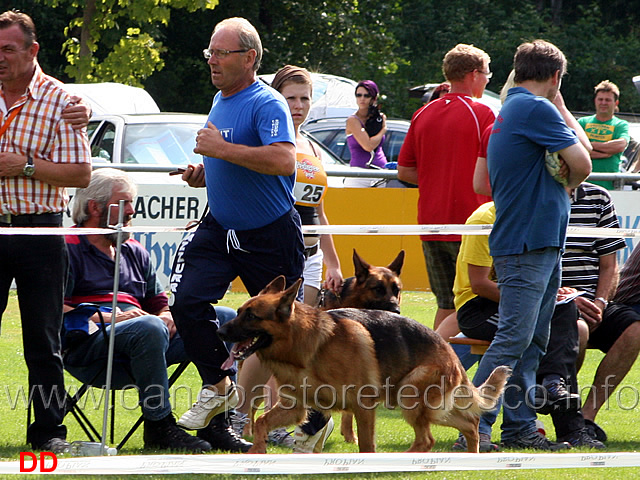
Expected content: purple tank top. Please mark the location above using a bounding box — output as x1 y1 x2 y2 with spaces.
347 117 387 168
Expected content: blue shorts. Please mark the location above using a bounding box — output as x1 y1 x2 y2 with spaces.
169 208 304 385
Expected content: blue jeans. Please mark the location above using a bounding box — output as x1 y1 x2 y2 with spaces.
64 306 237 421
472 247 561 442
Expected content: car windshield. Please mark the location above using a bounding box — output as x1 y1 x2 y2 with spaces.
123 123 202 165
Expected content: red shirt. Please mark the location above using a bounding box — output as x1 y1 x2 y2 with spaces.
399 93 495 241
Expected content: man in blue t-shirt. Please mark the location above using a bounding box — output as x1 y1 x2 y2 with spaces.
475 40 592 451
167 18 304 447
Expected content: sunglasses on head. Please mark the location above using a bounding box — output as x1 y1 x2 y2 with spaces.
356 93 372 98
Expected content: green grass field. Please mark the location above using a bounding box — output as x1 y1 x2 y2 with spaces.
1 290 640 479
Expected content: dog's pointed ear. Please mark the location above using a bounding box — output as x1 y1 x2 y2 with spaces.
353 249 371 284
387 250 405 276
276 278 302 320
260 276 287 295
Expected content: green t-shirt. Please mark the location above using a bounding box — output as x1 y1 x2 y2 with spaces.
578 114 629 189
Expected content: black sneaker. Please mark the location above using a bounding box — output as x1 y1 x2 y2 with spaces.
584 419 607 442
451 433 499 452
198 412 252 453
502 431 571 451
533 376 581 415
36 438 70 455
144 413 212 452
558 428 606 450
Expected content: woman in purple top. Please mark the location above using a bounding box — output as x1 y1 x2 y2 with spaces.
345 80 387 186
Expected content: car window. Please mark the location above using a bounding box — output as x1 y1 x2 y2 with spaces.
90 121 116 163
123 123 201 165
312 129 351 163
384 131 407 162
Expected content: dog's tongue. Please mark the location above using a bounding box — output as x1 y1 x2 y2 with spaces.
221 339 252 370
221 353 235 371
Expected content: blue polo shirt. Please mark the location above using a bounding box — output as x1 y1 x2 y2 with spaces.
65 232 168 313
204 81 296 230
487 87 578 256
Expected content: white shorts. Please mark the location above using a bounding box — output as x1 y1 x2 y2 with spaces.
343 177 385 188
303 248 324 290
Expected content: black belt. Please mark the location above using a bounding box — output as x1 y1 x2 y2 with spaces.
304 243 319 259
0 212 63 227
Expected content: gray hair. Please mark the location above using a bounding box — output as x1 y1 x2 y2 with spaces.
72 168 137 225
214 17 262 72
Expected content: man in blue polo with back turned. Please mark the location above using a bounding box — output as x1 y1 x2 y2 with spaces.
473 39 592 450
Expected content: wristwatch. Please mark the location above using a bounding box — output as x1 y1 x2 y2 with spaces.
595 297 608 309
22 155 35 177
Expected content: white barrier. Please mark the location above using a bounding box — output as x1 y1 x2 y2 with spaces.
4 221 640 473
6 451 640 475
2 224 640 237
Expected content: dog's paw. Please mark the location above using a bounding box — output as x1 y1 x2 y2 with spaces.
248 444 267 454
342 433 358 444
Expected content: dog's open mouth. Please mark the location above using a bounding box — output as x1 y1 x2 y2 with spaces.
221 335 270 370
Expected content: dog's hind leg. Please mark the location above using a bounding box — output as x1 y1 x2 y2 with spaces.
402 407 436 452
352 408 377 452
440 411 480 453
340 412 357 444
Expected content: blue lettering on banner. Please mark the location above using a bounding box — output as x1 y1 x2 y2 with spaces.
132 232 184 285
617 215 640 264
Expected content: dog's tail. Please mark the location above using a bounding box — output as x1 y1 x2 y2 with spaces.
474 365 511 411
450 365 510 414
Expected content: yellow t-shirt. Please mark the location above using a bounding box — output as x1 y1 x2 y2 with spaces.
453 202 496 311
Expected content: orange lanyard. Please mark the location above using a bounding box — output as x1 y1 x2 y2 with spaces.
0 103 25 138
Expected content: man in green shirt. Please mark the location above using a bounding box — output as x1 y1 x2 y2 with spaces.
578 80 629 189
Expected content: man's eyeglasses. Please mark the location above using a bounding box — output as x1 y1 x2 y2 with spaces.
355 93 372 98
477 69 493 79
203 48 249 60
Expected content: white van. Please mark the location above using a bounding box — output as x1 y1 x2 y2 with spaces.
63 82 160 114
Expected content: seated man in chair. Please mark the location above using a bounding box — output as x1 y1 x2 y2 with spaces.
63 168 251 453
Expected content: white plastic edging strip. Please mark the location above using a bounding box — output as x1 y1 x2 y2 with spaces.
4 452 639 475
1 224 639 238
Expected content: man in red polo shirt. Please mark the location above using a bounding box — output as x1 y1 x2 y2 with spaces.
398 43 496 329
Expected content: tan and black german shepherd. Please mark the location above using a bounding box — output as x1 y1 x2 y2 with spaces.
240 248 405 440
218 276 510 454
321 249 404 313
322 248 405 443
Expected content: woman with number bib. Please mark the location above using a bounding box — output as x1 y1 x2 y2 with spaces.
235 66 342 453
271 66 343 305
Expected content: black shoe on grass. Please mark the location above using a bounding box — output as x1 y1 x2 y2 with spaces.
502 431 571 451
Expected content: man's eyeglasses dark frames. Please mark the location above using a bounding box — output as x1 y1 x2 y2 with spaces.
203 48 249 60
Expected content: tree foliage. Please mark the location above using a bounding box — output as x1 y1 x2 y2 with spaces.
36 0 218 85
22 0 640 116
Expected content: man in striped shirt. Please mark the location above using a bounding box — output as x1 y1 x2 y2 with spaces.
612 240 640 311
0 10 91 453
561 181 640 443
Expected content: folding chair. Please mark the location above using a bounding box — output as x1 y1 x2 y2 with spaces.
29 304 191 450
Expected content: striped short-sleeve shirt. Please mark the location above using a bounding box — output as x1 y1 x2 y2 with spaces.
561 182 626 300
0 64 91 215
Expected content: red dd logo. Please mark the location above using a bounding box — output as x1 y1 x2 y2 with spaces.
19 452 57 472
